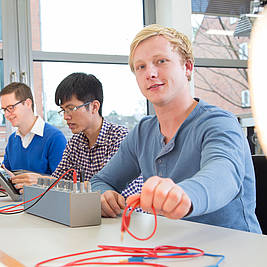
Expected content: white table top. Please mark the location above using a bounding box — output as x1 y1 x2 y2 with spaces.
0 197 267 267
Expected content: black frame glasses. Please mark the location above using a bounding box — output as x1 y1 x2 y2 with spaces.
0 100 26 114
58 101 92 116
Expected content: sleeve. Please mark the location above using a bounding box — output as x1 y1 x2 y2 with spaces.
179 114 249 217
2 135 13 171
91 127 141 194
2 147 11 171
47 131 67 174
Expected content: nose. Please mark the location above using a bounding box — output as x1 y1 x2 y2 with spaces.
63 111 72 120
145 64 158 80
4 110 12 119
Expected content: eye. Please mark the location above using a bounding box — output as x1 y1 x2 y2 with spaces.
135 64 145 71
67 107 75 112
7 106 15 112
157 58 167 64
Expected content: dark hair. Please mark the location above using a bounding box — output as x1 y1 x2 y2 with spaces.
0 82 34 112
55 72 104 116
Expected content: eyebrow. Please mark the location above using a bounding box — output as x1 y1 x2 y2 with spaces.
134 54 167 64
60 104 75 108
2 103 16 109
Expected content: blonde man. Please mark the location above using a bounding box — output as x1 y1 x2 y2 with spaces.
91 24 261 233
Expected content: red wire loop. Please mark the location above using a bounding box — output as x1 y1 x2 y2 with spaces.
121 196 157 241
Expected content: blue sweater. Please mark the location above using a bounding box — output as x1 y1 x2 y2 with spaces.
91 99 261 233
3 123 67 175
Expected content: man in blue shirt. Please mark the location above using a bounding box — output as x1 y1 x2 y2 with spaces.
91 24 261 233
0 82 66 179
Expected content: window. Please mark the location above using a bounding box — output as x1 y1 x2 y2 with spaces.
239 42 248 60
33 62 146 132
30 0 145 131
192 13 250 116
34 0 143 55
192 15 249 60
194 66 249 115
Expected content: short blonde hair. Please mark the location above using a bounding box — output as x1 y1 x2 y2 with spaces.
129 24 194 73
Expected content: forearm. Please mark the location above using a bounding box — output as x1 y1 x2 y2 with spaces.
179 158 242 217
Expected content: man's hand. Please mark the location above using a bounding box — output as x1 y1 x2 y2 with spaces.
127 176 192 220
101 190 126 218
10 173 40 194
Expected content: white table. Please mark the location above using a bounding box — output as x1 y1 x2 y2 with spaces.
0 196 267 267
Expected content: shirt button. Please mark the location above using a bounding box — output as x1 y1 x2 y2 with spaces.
158 159 162 163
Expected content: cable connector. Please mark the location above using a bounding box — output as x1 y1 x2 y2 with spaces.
73 183 77 193
73 169 78 193
120 257 145 263
80 170 85 193
86 181 91 192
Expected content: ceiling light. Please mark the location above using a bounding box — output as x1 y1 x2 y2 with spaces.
206 29 234 36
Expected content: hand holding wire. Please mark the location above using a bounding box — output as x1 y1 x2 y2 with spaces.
134 176 192 220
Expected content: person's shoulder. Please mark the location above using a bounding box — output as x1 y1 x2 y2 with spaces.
6 131 17 143
197 99 237 121
104 120 128 136
194 99 240 130
134 115 157 130
43 123 66 139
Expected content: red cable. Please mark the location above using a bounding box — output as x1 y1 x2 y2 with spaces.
33 182 205 266
121 196 157 241
0 168 77 213
35 245 204 267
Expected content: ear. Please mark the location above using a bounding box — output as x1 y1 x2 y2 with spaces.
25 98 33 109
184 60 193 81
91 100 100 115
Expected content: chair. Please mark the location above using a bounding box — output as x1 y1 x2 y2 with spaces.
252 154 267 234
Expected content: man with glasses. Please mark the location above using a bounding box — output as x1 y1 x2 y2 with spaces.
0 82 67 185
11 73 143 201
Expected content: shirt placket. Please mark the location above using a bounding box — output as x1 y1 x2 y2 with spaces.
155 140 175 178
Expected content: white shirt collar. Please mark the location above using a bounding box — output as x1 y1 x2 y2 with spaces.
16 115 45 138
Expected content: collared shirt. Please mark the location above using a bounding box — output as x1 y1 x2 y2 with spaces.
91 99 261 233
3 119 67 175
16 116 45 148
52 119 143 198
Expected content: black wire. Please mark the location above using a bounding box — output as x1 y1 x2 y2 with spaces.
80 169 85 183
0 176 62 215
0 191 8 197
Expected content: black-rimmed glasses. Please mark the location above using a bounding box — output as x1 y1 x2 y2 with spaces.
0 100 26 114
58 101 92 116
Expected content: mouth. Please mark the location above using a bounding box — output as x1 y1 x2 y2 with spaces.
67 123 76 129
8 116 16 123
148 83 164 90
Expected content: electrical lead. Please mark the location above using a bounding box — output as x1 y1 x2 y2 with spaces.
80 170 85 193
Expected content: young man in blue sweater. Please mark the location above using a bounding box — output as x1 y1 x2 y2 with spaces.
0 82 67 185
91 24 261 233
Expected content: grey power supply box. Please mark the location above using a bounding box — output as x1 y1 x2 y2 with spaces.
23 182 101 227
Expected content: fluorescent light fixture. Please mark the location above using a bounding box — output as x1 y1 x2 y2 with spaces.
206 29 234 36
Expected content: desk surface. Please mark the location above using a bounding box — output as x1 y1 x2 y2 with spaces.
0 197 267 267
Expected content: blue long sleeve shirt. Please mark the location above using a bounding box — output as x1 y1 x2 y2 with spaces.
3 123 67 175
91 99 261 233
